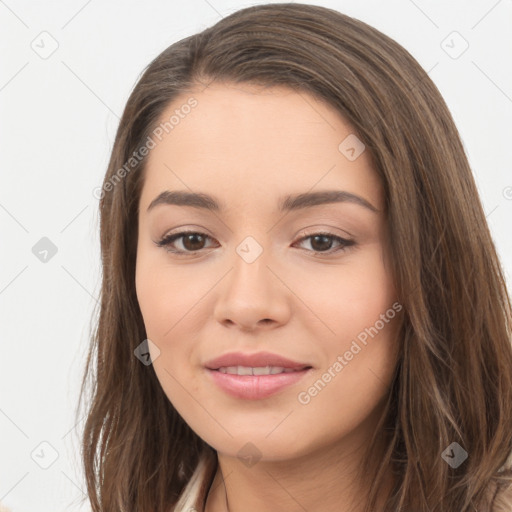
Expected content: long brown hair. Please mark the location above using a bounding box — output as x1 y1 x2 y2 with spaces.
77 3 512 510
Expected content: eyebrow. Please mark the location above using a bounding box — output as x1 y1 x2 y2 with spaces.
147 189 378 214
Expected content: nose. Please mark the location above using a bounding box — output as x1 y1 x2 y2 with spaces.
213 246 291 331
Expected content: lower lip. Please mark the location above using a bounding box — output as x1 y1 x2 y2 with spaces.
206 368 312 400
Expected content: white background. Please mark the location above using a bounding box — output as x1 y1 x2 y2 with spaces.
1 0 511 510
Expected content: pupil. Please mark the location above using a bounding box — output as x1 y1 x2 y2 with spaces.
184 234 204 251
311 235 332 251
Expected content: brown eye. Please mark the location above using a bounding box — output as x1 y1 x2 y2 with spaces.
155 230 355 257
156 231 217 255
181 233 207 251
309 235 334 252
295 232 355 255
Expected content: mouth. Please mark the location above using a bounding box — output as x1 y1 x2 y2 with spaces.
204 350 313 372
213 365 312 375
206 365 313 400
204 351 313 399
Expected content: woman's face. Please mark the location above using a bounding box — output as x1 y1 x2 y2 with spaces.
135 82 401 462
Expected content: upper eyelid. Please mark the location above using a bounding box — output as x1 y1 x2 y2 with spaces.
160 222 354 240
158 229 351 242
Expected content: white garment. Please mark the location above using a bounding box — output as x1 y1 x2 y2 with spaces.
172 449 217 512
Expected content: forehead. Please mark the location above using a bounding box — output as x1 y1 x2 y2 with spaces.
139 82 382 214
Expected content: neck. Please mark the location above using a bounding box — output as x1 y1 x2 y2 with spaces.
204 416 393 512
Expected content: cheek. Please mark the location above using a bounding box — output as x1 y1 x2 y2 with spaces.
296 246 399 413
135 251 200 340
298 244 397 342
296 311 399 446
135 255 205 408
135 262 167 338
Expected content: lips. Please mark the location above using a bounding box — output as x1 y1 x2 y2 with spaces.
208 368 312 400
204 351 312 371
204 351 313 399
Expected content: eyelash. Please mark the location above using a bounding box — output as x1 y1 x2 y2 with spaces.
155 230 355 257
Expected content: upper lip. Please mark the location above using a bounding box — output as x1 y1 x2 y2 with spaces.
205 351 312 370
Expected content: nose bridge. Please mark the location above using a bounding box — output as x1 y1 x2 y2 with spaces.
213 233 289 329
228 233 273 300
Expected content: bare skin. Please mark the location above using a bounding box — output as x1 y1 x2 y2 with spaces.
135 81 401 512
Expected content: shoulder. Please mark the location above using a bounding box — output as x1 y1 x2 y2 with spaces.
490 482 512 512
491 451 512 511
172 449 218 512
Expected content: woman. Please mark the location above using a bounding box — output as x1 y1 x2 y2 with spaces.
77 3 512 511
